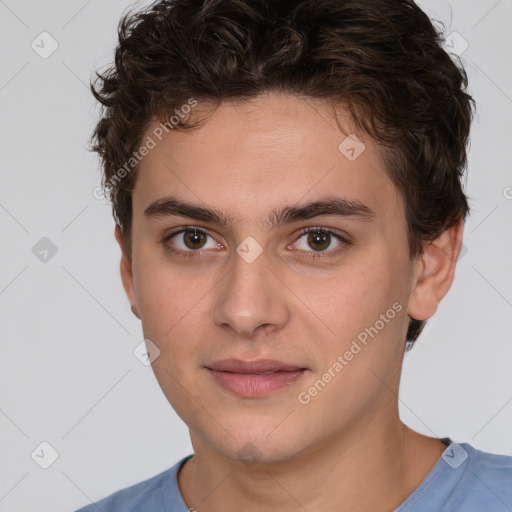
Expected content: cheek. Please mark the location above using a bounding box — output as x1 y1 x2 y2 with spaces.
134 260 209 409
132 249 213 347
296 262 395 345
133 258 220 429
297 260 409 393
292 266 408 418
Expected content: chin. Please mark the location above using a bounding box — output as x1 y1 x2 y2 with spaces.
220 438 303 466
197 415 309 466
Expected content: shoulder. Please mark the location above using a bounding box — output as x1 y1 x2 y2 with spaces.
398 442 512 512
447 443 512 509
74 456 191 512
467 443 512 484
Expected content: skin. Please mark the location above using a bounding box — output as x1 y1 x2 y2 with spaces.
116 92 464 511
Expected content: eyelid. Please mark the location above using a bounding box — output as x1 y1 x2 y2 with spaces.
163 225 213 239
294 226 352 244
293 226 351 242
162 226 224 253
288 226 352 257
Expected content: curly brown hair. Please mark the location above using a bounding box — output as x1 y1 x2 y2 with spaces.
90 0 474 344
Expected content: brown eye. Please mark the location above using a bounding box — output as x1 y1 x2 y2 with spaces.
291 228 350 257
307 230 332 251
164 227 220 254
183 229 208 249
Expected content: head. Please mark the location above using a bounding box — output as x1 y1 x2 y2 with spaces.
90 0 473 463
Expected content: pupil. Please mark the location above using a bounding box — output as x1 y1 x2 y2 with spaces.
308 231 330 251
185 230 206 249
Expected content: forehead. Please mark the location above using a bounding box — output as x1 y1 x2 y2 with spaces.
133 93 403 225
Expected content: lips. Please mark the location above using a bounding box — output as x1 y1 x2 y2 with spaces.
206 359 304 374
205 359 307 397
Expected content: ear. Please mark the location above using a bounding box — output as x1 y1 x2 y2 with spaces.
114 225 140 319
407 218 464 322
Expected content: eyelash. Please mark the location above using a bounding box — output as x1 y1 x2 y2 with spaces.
294 227 352 259
162 227 219 259
161 226 352 260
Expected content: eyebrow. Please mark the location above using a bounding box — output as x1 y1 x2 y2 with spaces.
143 195 375 227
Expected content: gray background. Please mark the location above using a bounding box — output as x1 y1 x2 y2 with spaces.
0 1 511 511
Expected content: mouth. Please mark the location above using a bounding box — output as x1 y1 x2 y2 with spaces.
205 359 307 397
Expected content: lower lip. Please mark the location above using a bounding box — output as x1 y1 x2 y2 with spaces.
207 369 306 397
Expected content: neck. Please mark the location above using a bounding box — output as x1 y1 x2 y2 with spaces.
178 412 446 511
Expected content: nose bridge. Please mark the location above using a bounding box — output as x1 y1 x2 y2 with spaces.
212 246 290 337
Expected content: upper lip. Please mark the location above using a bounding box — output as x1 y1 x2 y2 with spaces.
206 359 305 374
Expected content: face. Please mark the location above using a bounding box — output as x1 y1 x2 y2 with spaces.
120 93 423 464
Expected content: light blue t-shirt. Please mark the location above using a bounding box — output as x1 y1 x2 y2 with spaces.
75 442 512 511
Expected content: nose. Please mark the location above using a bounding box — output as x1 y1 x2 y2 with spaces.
212 248 291 339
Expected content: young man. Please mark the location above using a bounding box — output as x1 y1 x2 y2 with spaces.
77 0 512 510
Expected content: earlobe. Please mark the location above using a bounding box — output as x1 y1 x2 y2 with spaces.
114 225 140 318
407 218 464 322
